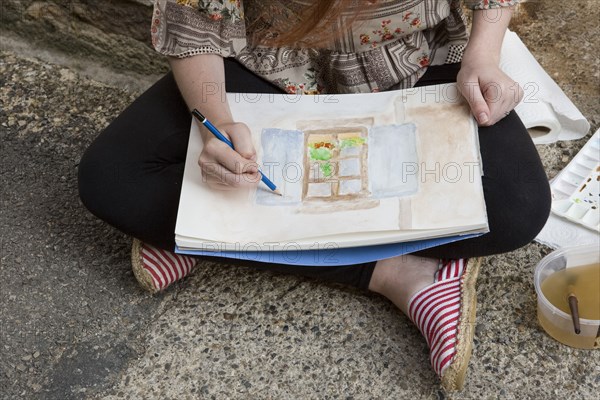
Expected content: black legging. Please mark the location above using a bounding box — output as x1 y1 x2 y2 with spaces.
77 61 551 290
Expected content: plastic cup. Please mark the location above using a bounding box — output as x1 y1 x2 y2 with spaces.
534 245 600 349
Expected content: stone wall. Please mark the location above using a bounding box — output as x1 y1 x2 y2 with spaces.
0 1 534 79
0 0 168 75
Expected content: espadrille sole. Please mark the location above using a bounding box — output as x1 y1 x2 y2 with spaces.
440 257 482 391
131 238 160 294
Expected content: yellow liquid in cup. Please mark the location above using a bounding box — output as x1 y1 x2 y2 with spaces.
539 263 600 349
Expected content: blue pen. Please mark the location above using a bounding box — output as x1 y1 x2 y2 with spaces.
192 109 282 196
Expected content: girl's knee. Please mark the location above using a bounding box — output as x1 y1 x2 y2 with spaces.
77 141 112 218
496 180 551 252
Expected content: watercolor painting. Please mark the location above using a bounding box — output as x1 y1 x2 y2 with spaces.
255 122 419 208
368 123 419 198
254 128 304 206
304 128 369 201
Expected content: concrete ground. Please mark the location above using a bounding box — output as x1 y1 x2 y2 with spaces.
1 1 599 399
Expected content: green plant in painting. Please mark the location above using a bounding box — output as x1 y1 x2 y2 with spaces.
340 137 366 148
309 146 332 161
308 137 364 179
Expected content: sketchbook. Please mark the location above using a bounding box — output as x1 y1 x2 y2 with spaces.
174 83 489 253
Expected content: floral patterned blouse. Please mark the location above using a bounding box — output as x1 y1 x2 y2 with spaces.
151 0 519 94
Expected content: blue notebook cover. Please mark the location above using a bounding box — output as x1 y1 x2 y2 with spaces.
174 233 481 266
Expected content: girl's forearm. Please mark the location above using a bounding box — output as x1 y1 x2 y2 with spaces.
169 55 234 140
464 6 515 64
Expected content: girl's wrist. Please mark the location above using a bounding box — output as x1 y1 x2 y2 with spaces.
461 47 500 68
198 119 233 142
194 103 235 129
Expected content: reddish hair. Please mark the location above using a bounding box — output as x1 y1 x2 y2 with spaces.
253 0 377 48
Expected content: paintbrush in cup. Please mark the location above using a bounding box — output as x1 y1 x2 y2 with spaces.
566 282 581 335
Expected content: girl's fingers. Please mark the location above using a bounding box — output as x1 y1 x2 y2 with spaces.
486 81 519 125
205 139 258 175
226 124 257 161
197 121 260 190
201 160 260 189
459 78 491 126
482 82 506 124
459 65 523 127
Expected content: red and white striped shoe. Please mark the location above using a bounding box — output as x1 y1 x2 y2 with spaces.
407 257 482 391
131 238 198 294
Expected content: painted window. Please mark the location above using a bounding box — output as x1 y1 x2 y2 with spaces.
304 128 370 201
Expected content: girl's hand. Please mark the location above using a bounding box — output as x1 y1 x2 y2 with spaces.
458 57 524 127
197 121 261 190
169 54 259 190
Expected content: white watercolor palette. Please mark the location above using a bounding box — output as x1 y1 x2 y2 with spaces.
550 130 600 232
